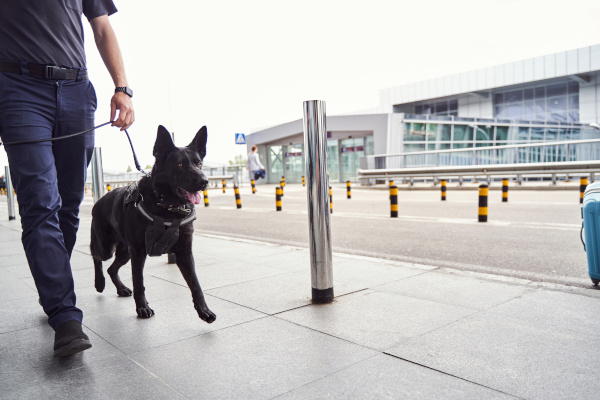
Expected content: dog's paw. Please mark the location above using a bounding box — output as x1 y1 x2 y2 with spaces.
117 287 133 297
95 277 105 293
198 308 216 324
136 305 155 318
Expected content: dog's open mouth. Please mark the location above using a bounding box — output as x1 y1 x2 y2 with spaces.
178 187 202 204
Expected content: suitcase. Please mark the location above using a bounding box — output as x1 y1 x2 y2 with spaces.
582 181 600 285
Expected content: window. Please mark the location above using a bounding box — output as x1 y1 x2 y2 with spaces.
493 81 579 123
413 99 458 117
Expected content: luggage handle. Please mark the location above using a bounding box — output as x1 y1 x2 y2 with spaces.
581 221 586 252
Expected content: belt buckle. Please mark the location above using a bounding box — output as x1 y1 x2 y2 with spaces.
45 65 68 80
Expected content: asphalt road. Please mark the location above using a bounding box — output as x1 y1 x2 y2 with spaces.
189 183 591 289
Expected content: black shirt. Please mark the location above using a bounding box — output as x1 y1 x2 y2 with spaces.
0 0 118 68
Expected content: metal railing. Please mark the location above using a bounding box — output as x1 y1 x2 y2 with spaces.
362 139 600 170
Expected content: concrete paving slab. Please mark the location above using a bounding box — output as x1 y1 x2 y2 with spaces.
277 354 516 399
488 289 600 336
206 270 362 315
0 251 28 267
0 295 46 334
386 312 600 400
149 260 289 290
131 317 379 400
0 267 37 301
374 270 533 310
332 256 429 288
1 354 183 399
0 323 123 392
84 294 266 354
278 289 477 351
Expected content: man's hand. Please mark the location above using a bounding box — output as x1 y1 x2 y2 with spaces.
111 92 134 130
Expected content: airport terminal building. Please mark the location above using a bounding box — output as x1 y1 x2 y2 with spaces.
246 45 600 184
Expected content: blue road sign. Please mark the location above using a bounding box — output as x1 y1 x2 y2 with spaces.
235 133 246 144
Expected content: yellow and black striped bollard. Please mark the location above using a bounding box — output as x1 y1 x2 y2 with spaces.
203 189 209 207
441 180 447 201
281 176 285 188
276 186 282 211
580 177 588 204
280 181 284 197
346 181 351 199
107 184 112 192
390 185 398 218
302 176 305 186
222 180 226 193
389 180 394 199
329 186 333 214
478 184 488 222
234 185 242 209
502 179 509 202
251 179 256 194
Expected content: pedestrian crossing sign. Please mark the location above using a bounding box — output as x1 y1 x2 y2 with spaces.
235 133 246 144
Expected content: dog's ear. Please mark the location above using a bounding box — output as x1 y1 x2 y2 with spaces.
188 126 207 159
153 125 176 159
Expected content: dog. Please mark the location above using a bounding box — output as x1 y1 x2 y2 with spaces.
90 125 216 323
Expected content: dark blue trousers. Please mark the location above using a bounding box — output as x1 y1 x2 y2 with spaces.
0 66 96 330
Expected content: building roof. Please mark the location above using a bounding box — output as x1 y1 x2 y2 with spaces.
379 44 600 109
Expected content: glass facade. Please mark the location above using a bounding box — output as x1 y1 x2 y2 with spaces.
415 99 458 116
494 81 579 123
401 114 595 155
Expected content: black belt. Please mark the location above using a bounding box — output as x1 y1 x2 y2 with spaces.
0 61 88 81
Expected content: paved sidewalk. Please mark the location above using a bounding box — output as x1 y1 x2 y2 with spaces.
1 197 600 399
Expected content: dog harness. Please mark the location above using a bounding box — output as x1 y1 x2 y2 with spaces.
124 182 196 257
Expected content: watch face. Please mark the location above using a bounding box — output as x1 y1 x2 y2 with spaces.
116 87 133 97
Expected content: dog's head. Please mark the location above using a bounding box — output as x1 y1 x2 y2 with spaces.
151 125 209 205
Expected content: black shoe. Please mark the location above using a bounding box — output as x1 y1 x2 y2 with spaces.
53 320 92 357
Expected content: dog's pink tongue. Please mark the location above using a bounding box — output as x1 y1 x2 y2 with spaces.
187 191 202 204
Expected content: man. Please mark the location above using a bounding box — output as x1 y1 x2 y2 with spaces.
0 0 134 357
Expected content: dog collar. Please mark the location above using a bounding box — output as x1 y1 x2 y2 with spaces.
135 200 196 226
156 202 193 216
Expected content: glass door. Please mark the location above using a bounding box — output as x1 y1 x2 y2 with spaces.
340 138 365 182
268 146 283 184
284 144 304 183
327 140 339 183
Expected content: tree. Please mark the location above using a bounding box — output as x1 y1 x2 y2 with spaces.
228 155 246 166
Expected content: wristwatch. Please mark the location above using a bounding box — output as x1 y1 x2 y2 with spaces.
115 86 133 98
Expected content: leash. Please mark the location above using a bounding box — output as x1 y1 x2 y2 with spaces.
0 121 149 177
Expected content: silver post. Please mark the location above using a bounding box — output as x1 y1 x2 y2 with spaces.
91 147 105 203
303 100 333 303
5 166 16 220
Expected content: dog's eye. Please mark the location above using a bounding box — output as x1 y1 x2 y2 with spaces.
197 163 202 168
177 163 183 168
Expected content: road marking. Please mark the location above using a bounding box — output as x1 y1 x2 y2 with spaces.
208 206 579 231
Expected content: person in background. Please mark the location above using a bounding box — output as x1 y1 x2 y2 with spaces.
0 0 134 357
246 145 266 185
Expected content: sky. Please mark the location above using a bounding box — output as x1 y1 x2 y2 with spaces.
1 0 600 173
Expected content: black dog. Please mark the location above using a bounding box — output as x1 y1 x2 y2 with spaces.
90 125 216 323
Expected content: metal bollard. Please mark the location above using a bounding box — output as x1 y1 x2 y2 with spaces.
478 184 488 222
302 175 305 186
329 186 333 214
502 179 509 202
580 177 588 204
5 166 16 220
251 179 256 194
441 180 447 201
303 100 333 304
390 185 398 217
203 189 209 207
91 147 105 203
346 181 351 199
222 180 226 193
234 185 242 209
276 186 282 211
280 181 284 197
